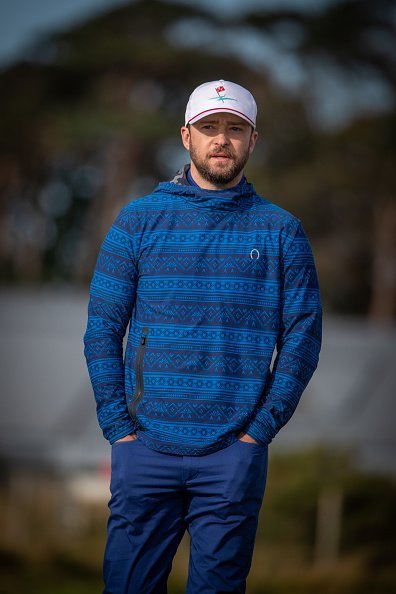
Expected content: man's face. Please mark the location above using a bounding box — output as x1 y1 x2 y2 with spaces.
181 113 258 190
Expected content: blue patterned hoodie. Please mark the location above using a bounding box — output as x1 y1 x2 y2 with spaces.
84 166 322 455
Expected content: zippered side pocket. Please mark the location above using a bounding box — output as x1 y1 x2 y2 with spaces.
128 327 149 420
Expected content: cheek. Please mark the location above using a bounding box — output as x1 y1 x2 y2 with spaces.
192 142 208 157
233 140 250 157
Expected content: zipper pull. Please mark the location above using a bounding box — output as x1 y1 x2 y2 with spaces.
140 327 149 345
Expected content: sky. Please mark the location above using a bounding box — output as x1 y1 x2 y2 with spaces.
0 0 129 67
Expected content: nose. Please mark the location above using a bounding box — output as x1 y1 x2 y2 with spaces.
213 130 230 147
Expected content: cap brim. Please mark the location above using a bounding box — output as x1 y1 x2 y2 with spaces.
187 108 255 128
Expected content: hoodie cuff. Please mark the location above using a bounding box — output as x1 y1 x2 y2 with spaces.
107 421 137 445
244 414 275 446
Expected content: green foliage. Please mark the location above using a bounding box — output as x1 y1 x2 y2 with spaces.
46 104 174 148
341 473 396 568
257 446 396 573
259 447 352 553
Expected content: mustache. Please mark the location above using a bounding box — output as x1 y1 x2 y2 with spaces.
208 147 234 158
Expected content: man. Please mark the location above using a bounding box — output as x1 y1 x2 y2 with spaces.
84 79 322 594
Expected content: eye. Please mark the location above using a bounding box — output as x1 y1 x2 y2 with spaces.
201 124 214 130
230 126 243 132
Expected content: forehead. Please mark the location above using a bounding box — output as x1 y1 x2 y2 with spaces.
196 113 250 127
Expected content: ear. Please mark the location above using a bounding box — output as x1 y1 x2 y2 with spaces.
249 130 258 155
181 126 191 151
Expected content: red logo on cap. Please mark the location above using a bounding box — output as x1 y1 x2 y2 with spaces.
216 85 225 93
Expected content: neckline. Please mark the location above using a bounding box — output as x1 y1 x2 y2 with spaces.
154 166 257 212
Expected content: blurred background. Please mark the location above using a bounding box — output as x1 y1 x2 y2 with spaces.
0 0 395 592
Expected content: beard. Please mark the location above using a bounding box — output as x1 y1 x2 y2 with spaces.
189 141 250 187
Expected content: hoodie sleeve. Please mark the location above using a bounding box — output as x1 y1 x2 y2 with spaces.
83 205 139 444
244 219 322 446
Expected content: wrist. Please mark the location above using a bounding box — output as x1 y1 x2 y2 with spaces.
237 432 258 444
115 433 137 443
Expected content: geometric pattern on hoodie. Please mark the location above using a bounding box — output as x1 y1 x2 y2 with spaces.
84 167 322 455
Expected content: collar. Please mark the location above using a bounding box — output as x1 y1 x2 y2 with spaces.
153 165 256 212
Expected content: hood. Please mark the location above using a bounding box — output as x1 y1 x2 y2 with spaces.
153 165 257 212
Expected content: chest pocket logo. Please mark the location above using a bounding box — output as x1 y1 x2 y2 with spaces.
250 248 260 260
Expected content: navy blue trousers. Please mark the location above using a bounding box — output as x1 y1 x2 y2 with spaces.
104 437 268 594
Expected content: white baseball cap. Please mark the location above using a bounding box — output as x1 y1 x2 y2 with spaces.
185 79 257 128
